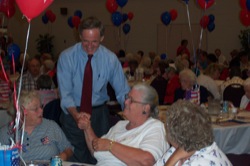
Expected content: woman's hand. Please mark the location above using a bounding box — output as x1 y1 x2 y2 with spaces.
165 147 195 166
92 138 111 152
77 112 91 130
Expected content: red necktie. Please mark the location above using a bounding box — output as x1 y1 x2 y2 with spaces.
80 55 93 114
245 101 250 111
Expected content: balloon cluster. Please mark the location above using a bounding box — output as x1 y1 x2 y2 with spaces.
200 14 215 32
239 0 250 27
16 0 53 22
161 9 178 26
0 0 16 19
68 10 83 29
106 0 134 35
197 0 215 10
42 10 56 24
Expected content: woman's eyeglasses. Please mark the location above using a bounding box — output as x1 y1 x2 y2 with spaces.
125 94 147 105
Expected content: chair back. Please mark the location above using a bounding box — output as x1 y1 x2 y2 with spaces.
223 84 245 107
43 98 62 126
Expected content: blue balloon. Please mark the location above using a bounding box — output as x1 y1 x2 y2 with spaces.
122 13 128 22
122 23 130 35
116 0 128 8
111 11 123 27
208 14 215 23
247 0 250 11
7 43 20 62
67 16 74 28
42 14 49 24
161 12 171 26
183 0 189 4
207 22 215 32
74 10 83 19
160 53 167 60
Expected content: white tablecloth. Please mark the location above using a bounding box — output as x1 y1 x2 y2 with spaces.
213 122 250 154
0 109 12 128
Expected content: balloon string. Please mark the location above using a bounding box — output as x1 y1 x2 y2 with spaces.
185 3 196 64
15 22 31 144
196 3 207 76
198 6 206 51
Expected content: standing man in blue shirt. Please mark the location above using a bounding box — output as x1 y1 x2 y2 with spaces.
57 16 130 164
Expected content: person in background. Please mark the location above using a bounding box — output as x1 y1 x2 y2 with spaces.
78 83 169 165
57 16 130 164
155 100 232 166
197 63 221 100
124 59 139 80
206 53 218 65
0 91 73 161
17 56 41 91
150 60 168 105
220 66 244 95
40 53 52 74
240 78 250 111
174 68 208 105
239 51 250 72
197 50 208 71
16 52 29 74
36 74 58 107
0 67 11 108
215 48 228 66
164 67 180 105
176 39 190 60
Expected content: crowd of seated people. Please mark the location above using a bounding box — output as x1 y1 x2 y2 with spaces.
120 47 250 109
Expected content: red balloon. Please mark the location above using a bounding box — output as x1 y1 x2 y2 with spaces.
49 13 56 23
5 5 15 18
169 9 178 21
127 12 134 20
106 0 118 14
197 0 215 9
240 9 250 27
45 9 53 18
15 0 53 22
72 16 81 29
240 0 247 9
0 0 15 18
200 15 209 29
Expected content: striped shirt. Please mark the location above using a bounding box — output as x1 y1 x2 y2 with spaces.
0 79 11 103
0 118 73 161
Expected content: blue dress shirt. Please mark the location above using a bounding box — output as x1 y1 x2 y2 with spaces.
57 43 130 114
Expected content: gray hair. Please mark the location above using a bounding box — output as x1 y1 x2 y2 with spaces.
78 16 105 37
179 68 197 85
166 100 213 152
19 91 40 112
132 83 159 118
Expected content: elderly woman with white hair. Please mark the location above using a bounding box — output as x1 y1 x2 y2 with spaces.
78 83 169 165
174 68 208 105
240 78 250 111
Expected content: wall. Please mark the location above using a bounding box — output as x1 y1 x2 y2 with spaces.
6 0 244 61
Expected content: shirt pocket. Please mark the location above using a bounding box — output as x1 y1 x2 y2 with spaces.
94 76 106 92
